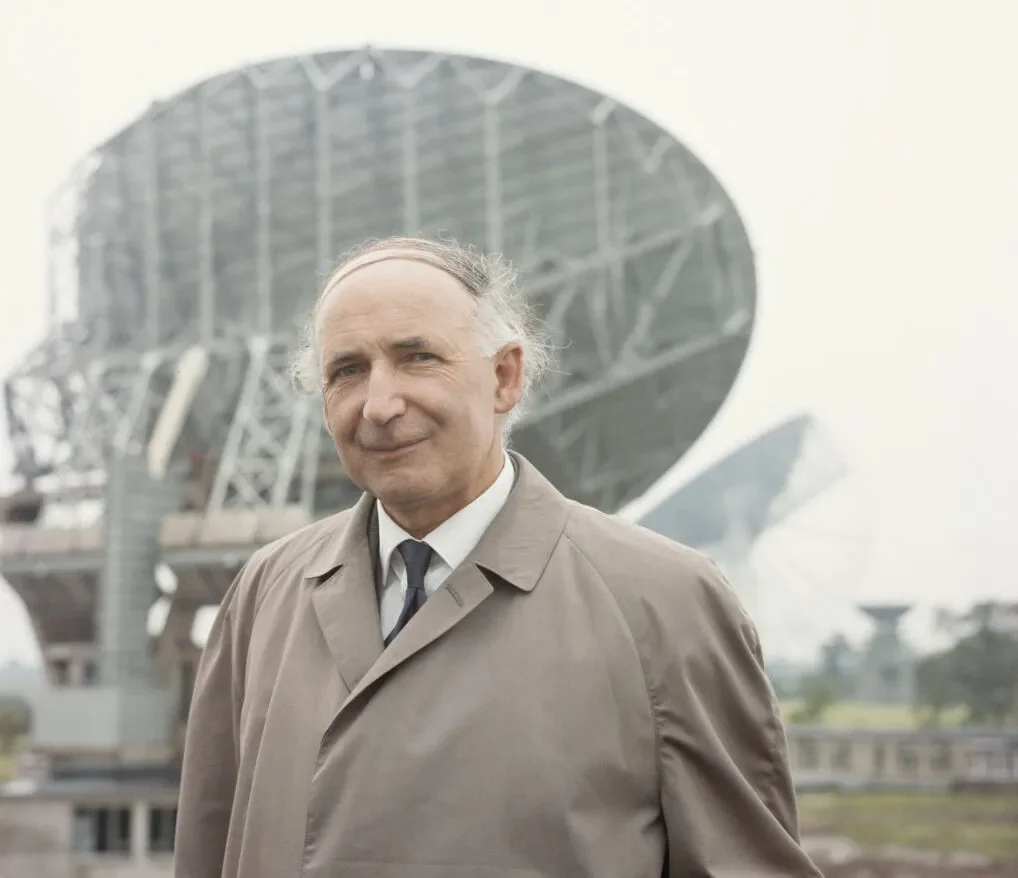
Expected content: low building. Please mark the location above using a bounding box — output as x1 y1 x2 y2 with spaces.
0 771 177 878
786 725 1018 792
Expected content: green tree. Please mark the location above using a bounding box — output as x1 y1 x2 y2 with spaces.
914 651 961 726
914 601 1018 727
819 632 853 698
0 698 31 752
791 675 838 724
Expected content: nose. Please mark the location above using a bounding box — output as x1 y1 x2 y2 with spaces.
361 366 406 425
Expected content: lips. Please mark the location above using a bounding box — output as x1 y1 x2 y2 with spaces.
366 438 424 453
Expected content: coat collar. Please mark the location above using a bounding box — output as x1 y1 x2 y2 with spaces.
302 451 569 592
302 453 571 700
303 490 376 581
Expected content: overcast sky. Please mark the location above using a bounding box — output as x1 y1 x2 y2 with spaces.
1 0 1016 665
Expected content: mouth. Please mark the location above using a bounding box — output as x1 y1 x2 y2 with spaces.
368 438 425 456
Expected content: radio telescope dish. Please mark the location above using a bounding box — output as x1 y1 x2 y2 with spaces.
2 48 758 673
638 414 870 655
5 46 755 518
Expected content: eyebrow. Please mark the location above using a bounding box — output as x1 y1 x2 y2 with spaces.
323 337 432 372
391 336 430 352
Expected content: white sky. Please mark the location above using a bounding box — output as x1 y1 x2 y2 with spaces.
1 0 1016 665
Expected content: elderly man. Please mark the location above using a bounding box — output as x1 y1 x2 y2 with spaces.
175 237 821 878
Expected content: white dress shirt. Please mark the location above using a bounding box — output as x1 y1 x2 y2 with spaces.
376 452 514 641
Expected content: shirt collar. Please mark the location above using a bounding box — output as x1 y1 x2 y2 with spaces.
376 451 514 583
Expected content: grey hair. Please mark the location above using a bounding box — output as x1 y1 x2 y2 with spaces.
289 236 553 435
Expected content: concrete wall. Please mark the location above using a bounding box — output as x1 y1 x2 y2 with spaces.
0 799 75 878
32 688 171 754
43 643 98 687
786 726 1018 790
69 858 173 878
0 798 173 878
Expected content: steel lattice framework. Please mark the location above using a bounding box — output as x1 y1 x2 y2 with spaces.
3 47 755 515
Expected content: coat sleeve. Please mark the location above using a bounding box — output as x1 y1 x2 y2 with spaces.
651 557 822 877
173 565 256 878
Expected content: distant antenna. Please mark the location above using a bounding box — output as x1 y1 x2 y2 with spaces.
858 603 912 630
856 603 915 705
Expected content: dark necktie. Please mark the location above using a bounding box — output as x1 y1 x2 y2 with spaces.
384 539 434 647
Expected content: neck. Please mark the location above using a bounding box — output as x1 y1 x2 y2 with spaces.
384 448 506 539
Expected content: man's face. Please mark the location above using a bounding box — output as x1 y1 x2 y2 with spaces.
316 255 523 533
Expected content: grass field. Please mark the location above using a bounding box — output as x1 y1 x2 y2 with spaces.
798 791 1018 862
779 700 969 729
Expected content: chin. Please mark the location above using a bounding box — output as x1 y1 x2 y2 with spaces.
366 462 435 501
373 478 437 511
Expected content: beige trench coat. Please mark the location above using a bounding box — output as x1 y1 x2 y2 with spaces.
175 454 821 878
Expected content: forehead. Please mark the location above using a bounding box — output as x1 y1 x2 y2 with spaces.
315 256 477 347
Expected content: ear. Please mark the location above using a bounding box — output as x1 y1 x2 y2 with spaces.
492 343 525 416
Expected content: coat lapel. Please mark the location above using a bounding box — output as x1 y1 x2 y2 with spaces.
306 493 385 695
346 563 495 702
332 454 571 708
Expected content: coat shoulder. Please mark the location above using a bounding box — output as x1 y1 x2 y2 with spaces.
249 506 357 567
560 501 753 643
227 507 359 612
562 501 715 592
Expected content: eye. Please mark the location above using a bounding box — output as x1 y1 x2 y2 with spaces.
329 364 362 382
408 351 436 362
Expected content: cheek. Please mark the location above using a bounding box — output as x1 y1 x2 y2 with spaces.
323 393 357 438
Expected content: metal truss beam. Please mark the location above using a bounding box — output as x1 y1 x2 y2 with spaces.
11 46 756 520
207 337 314 510
3 350 170 486
519 321 748 432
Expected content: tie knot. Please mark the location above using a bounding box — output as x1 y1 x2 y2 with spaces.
397 539 433 589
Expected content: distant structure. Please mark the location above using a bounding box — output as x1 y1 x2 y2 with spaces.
0 47 754 874
785 724 1018 793
636 414 868 642
855 604 915 705
819 632 856 699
